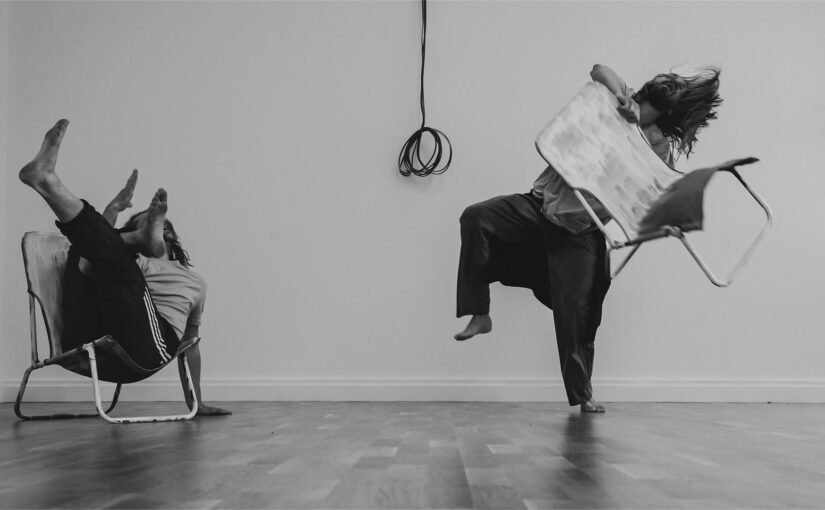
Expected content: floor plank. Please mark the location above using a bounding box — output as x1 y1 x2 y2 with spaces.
2 402 824 509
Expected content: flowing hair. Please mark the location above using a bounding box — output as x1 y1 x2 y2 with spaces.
633 66 722 158
121 211 193 268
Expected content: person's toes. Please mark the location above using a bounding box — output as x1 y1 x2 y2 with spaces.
581 401 606 413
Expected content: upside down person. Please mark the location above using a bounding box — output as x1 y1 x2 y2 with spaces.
454 64 723 413
20 119 229 416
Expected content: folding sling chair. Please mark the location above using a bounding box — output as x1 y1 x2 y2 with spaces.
14 231 199 423
535 82 773 287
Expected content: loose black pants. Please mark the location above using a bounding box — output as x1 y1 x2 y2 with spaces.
57 201 179 369
456 193 610 405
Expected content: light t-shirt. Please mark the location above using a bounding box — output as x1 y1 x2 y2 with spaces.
532 82 675 233
136 255 206 341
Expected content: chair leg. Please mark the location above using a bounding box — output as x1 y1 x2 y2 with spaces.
675 233 730 288
609 244 642 279
14 364 117 420
84 343 198 424
673 169 772 288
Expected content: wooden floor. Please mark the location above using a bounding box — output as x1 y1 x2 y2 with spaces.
1 402 824 509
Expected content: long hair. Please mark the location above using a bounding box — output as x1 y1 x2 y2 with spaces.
633 67 722 158
121 211 193 268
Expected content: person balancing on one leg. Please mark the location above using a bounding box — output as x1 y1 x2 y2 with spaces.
454 64 723 413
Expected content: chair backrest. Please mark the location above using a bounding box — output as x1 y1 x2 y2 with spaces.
534 82 683 241
22 232 70 358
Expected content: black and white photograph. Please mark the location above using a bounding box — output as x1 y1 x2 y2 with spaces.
0 0 823 508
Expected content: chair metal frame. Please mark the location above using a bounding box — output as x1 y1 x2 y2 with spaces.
15 231 199 423
572 166 774 287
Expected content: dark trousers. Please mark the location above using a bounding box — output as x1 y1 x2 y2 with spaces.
57 201 179 369
456 193 611 405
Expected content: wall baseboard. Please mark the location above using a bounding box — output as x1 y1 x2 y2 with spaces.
3 377 825 403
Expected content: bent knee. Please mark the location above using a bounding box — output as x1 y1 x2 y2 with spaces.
460 203 489 226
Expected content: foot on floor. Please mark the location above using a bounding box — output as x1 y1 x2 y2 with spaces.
580 400 606 413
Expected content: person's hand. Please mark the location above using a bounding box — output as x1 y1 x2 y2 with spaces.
616 95 640 124
107 169 138 213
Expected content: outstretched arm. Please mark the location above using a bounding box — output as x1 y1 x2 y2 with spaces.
102 169 138 226
177 323 232 416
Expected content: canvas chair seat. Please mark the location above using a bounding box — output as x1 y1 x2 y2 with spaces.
535 82 772 286
44 335 198 384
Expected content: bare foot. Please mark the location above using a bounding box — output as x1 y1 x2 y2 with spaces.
138 189 168 258
454 314 492 341
580 400 606 413
19 119 69 191
103 169 138 225
111 169 138 212
196 404 232 417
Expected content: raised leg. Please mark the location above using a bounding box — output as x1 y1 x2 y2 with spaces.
455 193 547 340
19 119 83 223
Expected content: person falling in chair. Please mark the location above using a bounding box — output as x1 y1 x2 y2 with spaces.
454 64 723 413
20 119 230 416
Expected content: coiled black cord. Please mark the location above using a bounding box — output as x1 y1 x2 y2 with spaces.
398 0 452 177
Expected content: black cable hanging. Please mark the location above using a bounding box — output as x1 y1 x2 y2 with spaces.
398 0 452 177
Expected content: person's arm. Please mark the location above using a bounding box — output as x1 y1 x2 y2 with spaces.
590 64 631 96
590 64 641 124
102 169 138 226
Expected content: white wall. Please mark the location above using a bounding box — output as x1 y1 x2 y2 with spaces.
3 1 824 403
0 2 10 391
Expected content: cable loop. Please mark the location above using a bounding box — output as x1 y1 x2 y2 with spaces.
398 127 452 177
398 0 452 177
